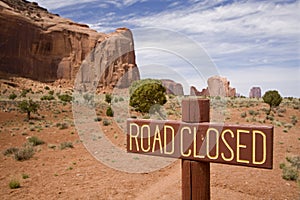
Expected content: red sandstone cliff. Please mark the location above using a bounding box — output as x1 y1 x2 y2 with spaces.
0 0 139 90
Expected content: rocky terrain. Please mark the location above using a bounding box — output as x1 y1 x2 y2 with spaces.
0 0 139 91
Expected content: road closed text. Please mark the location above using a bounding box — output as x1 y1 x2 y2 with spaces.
127 119 273 169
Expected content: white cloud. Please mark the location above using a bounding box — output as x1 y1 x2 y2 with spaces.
29 0 300 97
123 1 300 96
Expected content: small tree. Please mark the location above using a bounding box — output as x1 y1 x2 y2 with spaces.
18 99 39 120
129 79 167 115
106 107 114 117
262 90 282 115
105 94 112 104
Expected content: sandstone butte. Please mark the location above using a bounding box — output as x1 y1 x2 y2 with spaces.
0 0 140 91
190 75 236 97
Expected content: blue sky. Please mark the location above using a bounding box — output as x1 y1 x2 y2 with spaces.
30 0 299 97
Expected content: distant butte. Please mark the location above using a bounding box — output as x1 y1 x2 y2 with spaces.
190 75 236 97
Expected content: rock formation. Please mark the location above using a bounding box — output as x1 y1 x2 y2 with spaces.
249 87 261 98
160 79 184 96
190 76 236 97
190 86 209 96
76 28 140 91
0 0 140 90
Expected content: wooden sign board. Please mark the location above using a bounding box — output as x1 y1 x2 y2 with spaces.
127 119 273 169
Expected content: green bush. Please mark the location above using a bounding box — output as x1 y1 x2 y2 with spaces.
106 107 114 117
240 112 247 118
9 93 17 100
9 179 20 189
94 117 102 122
105 94 112 104
103 119 111 126
58 94 73 102
20 89 31 97
22 174 29 179
129 79 167 114
291 115 298 125
262 90 282 115
44 86 50 90
28 136 45 146
282 167 298 181
48 90 54 95
41 95 55 101
3 147 19 156
280 156 300 182
60 142 73 150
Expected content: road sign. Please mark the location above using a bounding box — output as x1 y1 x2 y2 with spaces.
127 119 273 169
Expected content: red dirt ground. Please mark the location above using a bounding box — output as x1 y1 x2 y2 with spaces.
0 96 299 199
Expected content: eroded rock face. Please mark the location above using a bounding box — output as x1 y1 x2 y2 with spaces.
76 28 140 91
249 87 261 98
190 76 236 97
161 79 184 96
0 0 139 90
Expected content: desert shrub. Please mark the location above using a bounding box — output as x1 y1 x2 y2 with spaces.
56 122 68 130
48 90 54 95
3 147 19 156
280 156 300 181
114 98 119 103
14 146 34 161
9 93 17 100
103 119 111 126
83 93 93 103
105 94 112 104
291 115 298 125
27 136 44 146
41 95 55 101
60 142 73 150
44 86 50 90
22 174 29 179
58 94 73 102
266 115 274 121
9 179 20 189
282 167 298 181
240 112 247 118
20 89 31 97
106 107 114 117
119 97 124 102
94 117 102 122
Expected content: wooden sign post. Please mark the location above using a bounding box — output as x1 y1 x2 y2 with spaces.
127 98 273 200
182 98 210 200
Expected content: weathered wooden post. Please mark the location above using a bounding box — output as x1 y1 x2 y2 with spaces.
182 98 210 200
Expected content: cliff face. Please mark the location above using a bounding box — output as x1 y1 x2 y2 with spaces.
77 28 140 91
0 0 139 89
